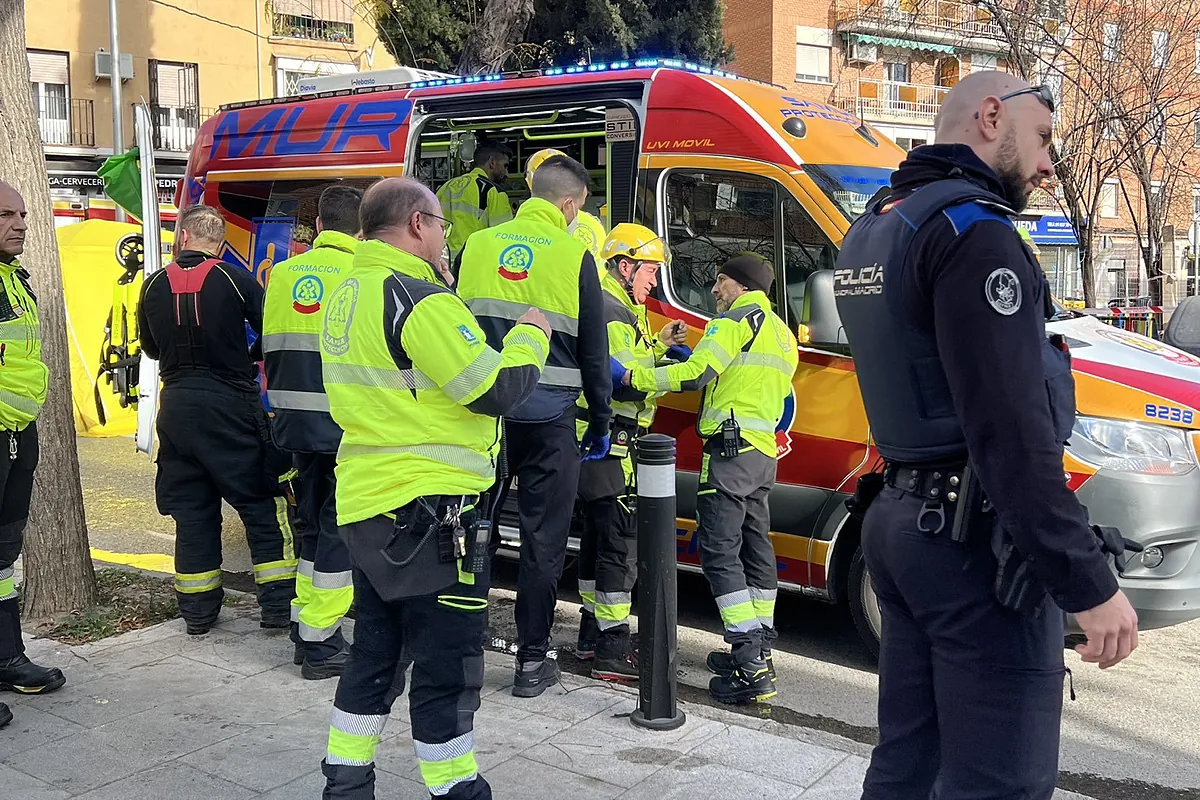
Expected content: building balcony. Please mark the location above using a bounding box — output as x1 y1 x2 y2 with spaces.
138 104 216 153
38 98 95 148
834 0 1020 54
271 0 354 43
836 78 948 126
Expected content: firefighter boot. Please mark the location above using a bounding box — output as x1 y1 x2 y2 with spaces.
709 656 777 705
706 647 776 683
0 702 11 729
0 655 66 695
591 627 637 682
512 657 561 698
576 609 600 661
302 646 352 681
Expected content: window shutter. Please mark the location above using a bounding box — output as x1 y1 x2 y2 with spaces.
27 50 68 85
273 0 351 22
155 62 193 107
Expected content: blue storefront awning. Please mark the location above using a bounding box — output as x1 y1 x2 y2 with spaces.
1015 215 1078 246
852 34 957 54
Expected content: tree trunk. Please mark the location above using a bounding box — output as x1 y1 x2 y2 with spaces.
457 0 535 75
0 2 97 618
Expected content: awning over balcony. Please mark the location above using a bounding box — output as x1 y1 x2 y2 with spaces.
850 33 956 54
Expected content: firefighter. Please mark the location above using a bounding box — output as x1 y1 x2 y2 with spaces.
262 185 362 679
0 181 60 731
138 205 296 635
457 155 613 698
319 177 551 800
438 143 513 263
616 254 798 704
523 148 606 263
574 224 687 681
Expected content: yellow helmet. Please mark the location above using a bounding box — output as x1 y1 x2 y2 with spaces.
601 223 670 266
525 148 567 190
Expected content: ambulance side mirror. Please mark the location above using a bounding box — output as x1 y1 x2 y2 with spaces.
1165 296 1200 357
800 270 850 352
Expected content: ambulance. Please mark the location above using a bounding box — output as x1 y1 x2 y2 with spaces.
169 59 1200 654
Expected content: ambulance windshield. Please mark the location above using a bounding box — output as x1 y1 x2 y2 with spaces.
802 165 893 222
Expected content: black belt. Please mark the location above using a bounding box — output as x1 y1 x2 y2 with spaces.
884 464 965 504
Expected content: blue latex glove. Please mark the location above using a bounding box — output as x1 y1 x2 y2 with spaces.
665 344 693 361
580 431 611 461
610 356 629 389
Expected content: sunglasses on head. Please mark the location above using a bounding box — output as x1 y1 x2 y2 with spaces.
975 84 1056 118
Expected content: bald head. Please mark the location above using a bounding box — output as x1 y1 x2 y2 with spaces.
360 177 446 265
0 181 29 262
931 70 1054 212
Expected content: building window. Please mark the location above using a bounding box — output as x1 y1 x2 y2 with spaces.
1101 182 1118 217
1100 99 1119 140
795 26 832 83
1151 182 1164 218
273 57 357 98
1151 104 1166 144
27 49 69 145
271 0 354 44
972 53 998 73
1104 22 1121 62
1195 32 1200 73
1153 30 1169 69
149 60 200 152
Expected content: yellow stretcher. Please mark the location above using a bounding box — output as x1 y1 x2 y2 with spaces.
58 220 174 437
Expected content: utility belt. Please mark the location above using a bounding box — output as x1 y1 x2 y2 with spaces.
347 493 492 602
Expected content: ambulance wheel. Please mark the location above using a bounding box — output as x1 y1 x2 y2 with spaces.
848 545 881 660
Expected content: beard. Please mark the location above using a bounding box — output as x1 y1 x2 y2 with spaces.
994 129 1033 213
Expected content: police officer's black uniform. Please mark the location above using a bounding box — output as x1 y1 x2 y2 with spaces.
139 249 297 633
835 144 1119 798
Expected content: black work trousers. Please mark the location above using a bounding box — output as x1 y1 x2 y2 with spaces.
0 424 38 660
322 515 491 800
576 454 636 650
155 377 296 626
505 415 580 664
291 452 351 660
860 486 1066 800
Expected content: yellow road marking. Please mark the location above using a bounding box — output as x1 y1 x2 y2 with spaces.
90 548 174 575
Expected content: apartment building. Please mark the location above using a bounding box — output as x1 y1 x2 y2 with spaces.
25 0 397 223
722 0 1200 307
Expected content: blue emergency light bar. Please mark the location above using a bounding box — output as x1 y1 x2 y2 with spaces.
219 58 767 112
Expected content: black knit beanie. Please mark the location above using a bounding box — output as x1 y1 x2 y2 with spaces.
718 253 774 294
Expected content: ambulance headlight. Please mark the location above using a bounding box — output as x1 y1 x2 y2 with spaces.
1069 416 1196 476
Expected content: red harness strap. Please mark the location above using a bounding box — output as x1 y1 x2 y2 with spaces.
164 259 221 325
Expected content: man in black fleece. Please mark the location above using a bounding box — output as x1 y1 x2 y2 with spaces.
835 72 1138 799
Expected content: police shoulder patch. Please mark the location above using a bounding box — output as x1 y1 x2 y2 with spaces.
985 268 1021 316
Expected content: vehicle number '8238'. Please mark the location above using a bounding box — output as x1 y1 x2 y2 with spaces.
1145 403 1194 424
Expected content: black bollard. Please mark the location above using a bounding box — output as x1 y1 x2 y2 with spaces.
630 433 686 731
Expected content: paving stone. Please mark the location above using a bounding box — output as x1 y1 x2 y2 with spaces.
618 757 807 800
181 716 328 793
142 628 294 677
182 662 333 725
581 699 728 751
213 615 266 636
257 769 326 800
487 680 629 723
74 760 257 800
687 724 847 788
2 732 162 795
486 755 625 800
88 704 252 765
0 763 71 800
0 700 87 758
38 654 241 728
523 723 677 788
796 755 867 799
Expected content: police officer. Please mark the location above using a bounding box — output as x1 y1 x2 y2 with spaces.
320 178 551 800
574 224 686 681
457 154 613 697
0 181 61 730
833 72 1138 799
438 143 513 263
262 185 361 679
523 148 606 263
139 205 297 634
617 254 797 703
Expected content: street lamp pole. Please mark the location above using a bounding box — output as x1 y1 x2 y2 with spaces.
108 0 127 223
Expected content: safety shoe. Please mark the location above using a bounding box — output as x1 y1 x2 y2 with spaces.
302 647 351 681
260 612 291 630
709 657 776 705
576 610 600 660
185 620 214 636
512 658 561 698
0 655 67 695
0 702 11 729
707 649 776 683
293 642 305 666
592 649 638 682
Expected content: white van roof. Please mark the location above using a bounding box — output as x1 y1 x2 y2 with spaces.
294 67 456 96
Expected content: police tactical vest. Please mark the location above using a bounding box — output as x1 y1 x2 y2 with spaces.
262 230 357 454
834 178 1073 464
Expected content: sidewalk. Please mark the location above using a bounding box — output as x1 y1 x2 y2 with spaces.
2 609 1092 799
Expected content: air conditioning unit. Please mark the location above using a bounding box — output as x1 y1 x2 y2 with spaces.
848 41 878 65
94 51 134 82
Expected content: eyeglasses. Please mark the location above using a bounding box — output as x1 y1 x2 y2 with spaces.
420 210 453 236
976 85 1056 118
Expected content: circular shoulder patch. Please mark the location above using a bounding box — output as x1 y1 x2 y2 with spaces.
984 268 1022 316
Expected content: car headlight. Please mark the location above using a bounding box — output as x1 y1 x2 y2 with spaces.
1069 416 1196 476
